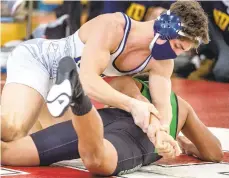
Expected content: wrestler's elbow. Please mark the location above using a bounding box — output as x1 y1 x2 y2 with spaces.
202 153 223 163
211 152 224 162
83 85 95 99
207 137 223 162
79 72 98 98
201 147 224 162
80 76 91 93
208 149 224 162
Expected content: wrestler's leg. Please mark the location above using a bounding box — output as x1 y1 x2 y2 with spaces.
1 119 80 166
1 108 153 176
1 45 50 141
1 84 44 141
46 56 118 175
71 107 118 175
1 137 40 166
29 120 43 134
1 109 118 176
1 119 78 166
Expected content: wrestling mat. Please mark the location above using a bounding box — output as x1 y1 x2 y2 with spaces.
1 79 229 178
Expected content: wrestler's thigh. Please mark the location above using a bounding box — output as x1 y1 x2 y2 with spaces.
30 120 79 166
2 136 40 166
1 83 44 141
1 45 51 140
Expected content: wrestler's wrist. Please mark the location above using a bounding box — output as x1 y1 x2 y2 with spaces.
160 124 170 134
135 94 150 103
159 117 171 133
126 97 135 113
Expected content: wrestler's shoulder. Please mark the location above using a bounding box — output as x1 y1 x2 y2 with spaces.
79 13 125 44
93 12 126 29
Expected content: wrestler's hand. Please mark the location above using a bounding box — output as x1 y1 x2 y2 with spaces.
156 131 181 158
147 115 161 145
135 94 151 104
177 136 196 157
129 98 160 133
147 115 170 145
155 131 176 158
157 142 176 159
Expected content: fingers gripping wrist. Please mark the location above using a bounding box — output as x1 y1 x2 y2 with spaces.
160 125 170 134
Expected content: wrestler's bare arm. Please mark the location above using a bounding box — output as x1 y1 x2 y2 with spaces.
179 100 223 162
109 76 222 161
148 59 174 128
109 76 181 158
79 14 133 112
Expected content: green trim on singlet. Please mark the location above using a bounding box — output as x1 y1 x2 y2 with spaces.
133 77 178 140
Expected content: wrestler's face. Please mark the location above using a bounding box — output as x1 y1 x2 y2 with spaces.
169 39 193 56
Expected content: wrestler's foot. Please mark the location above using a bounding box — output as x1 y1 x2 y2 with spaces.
47 56 83 117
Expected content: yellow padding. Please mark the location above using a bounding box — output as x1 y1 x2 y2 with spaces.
81 0 88 5
42 0 63 5
0 22 40 46
1 22 26 46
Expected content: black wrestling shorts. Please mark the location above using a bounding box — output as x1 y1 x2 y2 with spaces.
31 108 162 176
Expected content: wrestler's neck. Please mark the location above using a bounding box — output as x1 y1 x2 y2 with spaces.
131 20 165 48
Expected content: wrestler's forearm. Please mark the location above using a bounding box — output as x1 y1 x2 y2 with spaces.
149 74 172 126
182 107 223 162
188 143 209 161
184 141 222 162
80 74 132 112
